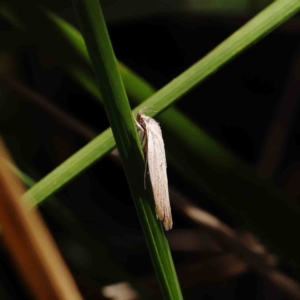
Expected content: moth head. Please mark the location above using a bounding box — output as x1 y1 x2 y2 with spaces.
136 110 143 124
136 110 148 129
137 107 156 124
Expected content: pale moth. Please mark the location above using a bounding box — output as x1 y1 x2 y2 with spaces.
135 109 173 230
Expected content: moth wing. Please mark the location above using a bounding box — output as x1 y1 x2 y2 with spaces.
145 118 173 230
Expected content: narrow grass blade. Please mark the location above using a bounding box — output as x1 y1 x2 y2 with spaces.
71 0 182 298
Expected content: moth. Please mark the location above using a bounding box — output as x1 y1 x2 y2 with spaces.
135 109 173 230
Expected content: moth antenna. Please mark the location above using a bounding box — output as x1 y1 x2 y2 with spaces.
142 135 148 189
140 106 156 114
144 155 148 189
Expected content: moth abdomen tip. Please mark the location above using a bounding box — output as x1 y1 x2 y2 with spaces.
163 218 173 231
156 209 173 230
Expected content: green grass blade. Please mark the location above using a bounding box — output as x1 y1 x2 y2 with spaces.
132 0 300 115
7 162 36 187
70 0 182 298
23 128 114 206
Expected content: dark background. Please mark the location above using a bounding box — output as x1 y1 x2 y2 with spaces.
1 6 300 299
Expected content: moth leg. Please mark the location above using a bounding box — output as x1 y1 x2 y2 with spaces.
133 113 148 188
142 134 148 189
136 121 144 143
133 114 141 128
